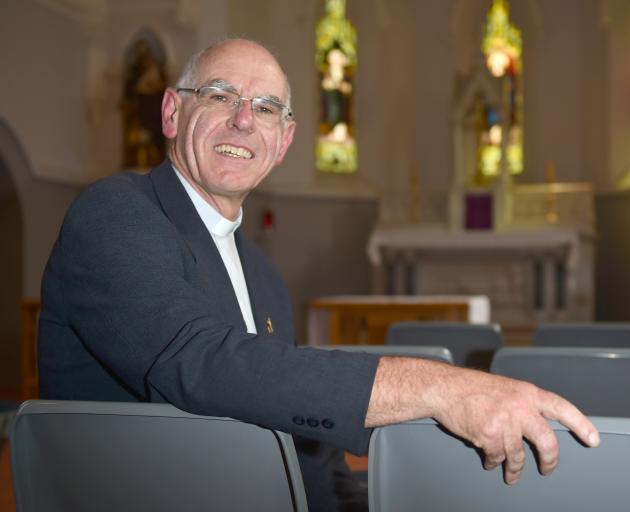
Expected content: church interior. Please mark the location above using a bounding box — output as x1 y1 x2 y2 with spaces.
4 0 630 394
3 0 630 507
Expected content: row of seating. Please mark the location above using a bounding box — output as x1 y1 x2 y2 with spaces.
368 321 630 510
10 322 630 511
385 321 630 367
10 400 630 512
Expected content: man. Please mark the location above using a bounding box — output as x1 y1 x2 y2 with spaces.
38 39 599 511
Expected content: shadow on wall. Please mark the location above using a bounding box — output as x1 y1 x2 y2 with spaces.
0 154 22 392
595 193 630 321
0 118 80 396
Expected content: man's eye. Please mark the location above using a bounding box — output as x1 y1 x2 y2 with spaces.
208 93 229 103
254 102 278 116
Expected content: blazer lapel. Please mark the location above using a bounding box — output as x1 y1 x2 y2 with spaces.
149 161 246 330
236 231 285 338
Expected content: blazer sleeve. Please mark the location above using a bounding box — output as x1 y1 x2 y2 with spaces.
51 176 380 455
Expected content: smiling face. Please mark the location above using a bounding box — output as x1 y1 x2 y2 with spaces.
162 40 296 219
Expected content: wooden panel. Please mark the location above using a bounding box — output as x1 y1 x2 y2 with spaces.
310 300 469 345
20 299 40 399
0 445 16 512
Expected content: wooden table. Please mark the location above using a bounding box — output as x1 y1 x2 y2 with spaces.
307 295 489 345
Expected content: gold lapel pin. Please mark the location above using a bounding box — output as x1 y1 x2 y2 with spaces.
266 317 274 334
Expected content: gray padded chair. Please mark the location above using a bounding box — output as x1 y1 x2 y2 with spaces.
10 400 308 512
369 417 630 512
533 322 630 347
385 322 502 368
490 346 630 417
315 344 454 364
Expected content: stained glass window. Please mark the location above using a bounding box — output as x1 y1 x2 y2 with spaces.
315 0 358 173
477 0 523 182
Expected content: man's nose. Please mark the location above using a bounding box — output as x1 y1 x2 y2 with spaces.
227 99 255 132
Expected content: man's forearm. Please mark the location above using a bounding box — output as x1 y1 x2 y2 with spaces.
364 356 452 427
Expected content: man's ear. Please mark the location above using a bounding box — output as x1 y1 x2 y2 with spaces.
274 120 296 165
162 88 180 139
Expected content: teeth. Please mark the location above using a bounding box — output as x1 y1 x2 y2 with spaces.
214 144 253 159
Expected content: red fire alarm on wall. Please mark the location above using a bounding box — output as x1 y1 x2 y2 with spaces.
262 208 274 230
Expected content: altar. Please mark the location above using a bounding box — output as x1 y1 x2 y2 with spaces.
366 226 595 339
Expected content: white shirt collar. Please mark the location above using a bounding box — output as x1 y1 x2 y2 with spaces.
172 165 242 237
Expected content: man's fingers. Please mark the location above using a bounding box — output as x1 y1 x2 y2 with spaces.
538 389 600 448
502 421 525 484
483 451 505 471
522 412 560 475
480 430 505 471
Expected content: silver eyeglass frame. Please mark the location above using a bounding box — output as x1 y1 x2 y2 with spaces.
176 85 294 122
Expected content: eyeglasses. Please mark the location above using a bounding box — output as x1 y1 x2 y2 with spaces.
176 85 293 125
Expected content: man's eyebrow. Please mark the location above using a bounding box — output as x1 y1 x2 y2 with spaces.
201 78 238 92
262 95 283 103
201 79 284 103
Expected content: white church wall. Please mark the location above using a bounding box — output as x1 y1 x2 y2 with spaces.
0 0 92 183
262 0 319 192
524 0 585 183
580 0 609 190
604 0 630 191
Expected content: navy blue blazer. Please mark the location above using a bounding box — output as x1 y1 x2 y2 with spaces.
38 160 379 455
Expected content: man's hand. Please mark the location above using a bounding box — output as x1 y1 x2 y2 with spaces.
365 357 600 484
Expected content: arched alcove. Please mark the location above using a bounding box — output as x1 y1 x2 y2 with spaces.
447 0 541 229
0 118 80 396
121 28 168 170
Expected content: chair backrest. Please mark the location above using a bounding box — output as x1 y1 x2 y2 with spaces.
490 346 630 417
385 322 502 368
533 322 630 347
369 417 630 512
10 400 308 512
315 344 454 364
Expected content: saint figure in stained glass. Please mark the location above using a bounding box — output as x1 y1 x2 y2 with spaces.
315 0 358 173
476 0 524 183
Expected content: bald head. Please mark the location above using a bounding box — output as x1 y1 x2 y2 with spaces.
176 39 292 108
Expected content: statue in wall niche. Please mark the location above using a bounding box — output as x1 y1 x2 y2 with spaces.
121 39 168 170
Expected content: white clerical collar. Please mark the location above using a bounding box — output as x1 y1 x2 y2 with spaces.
172 165 242 237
